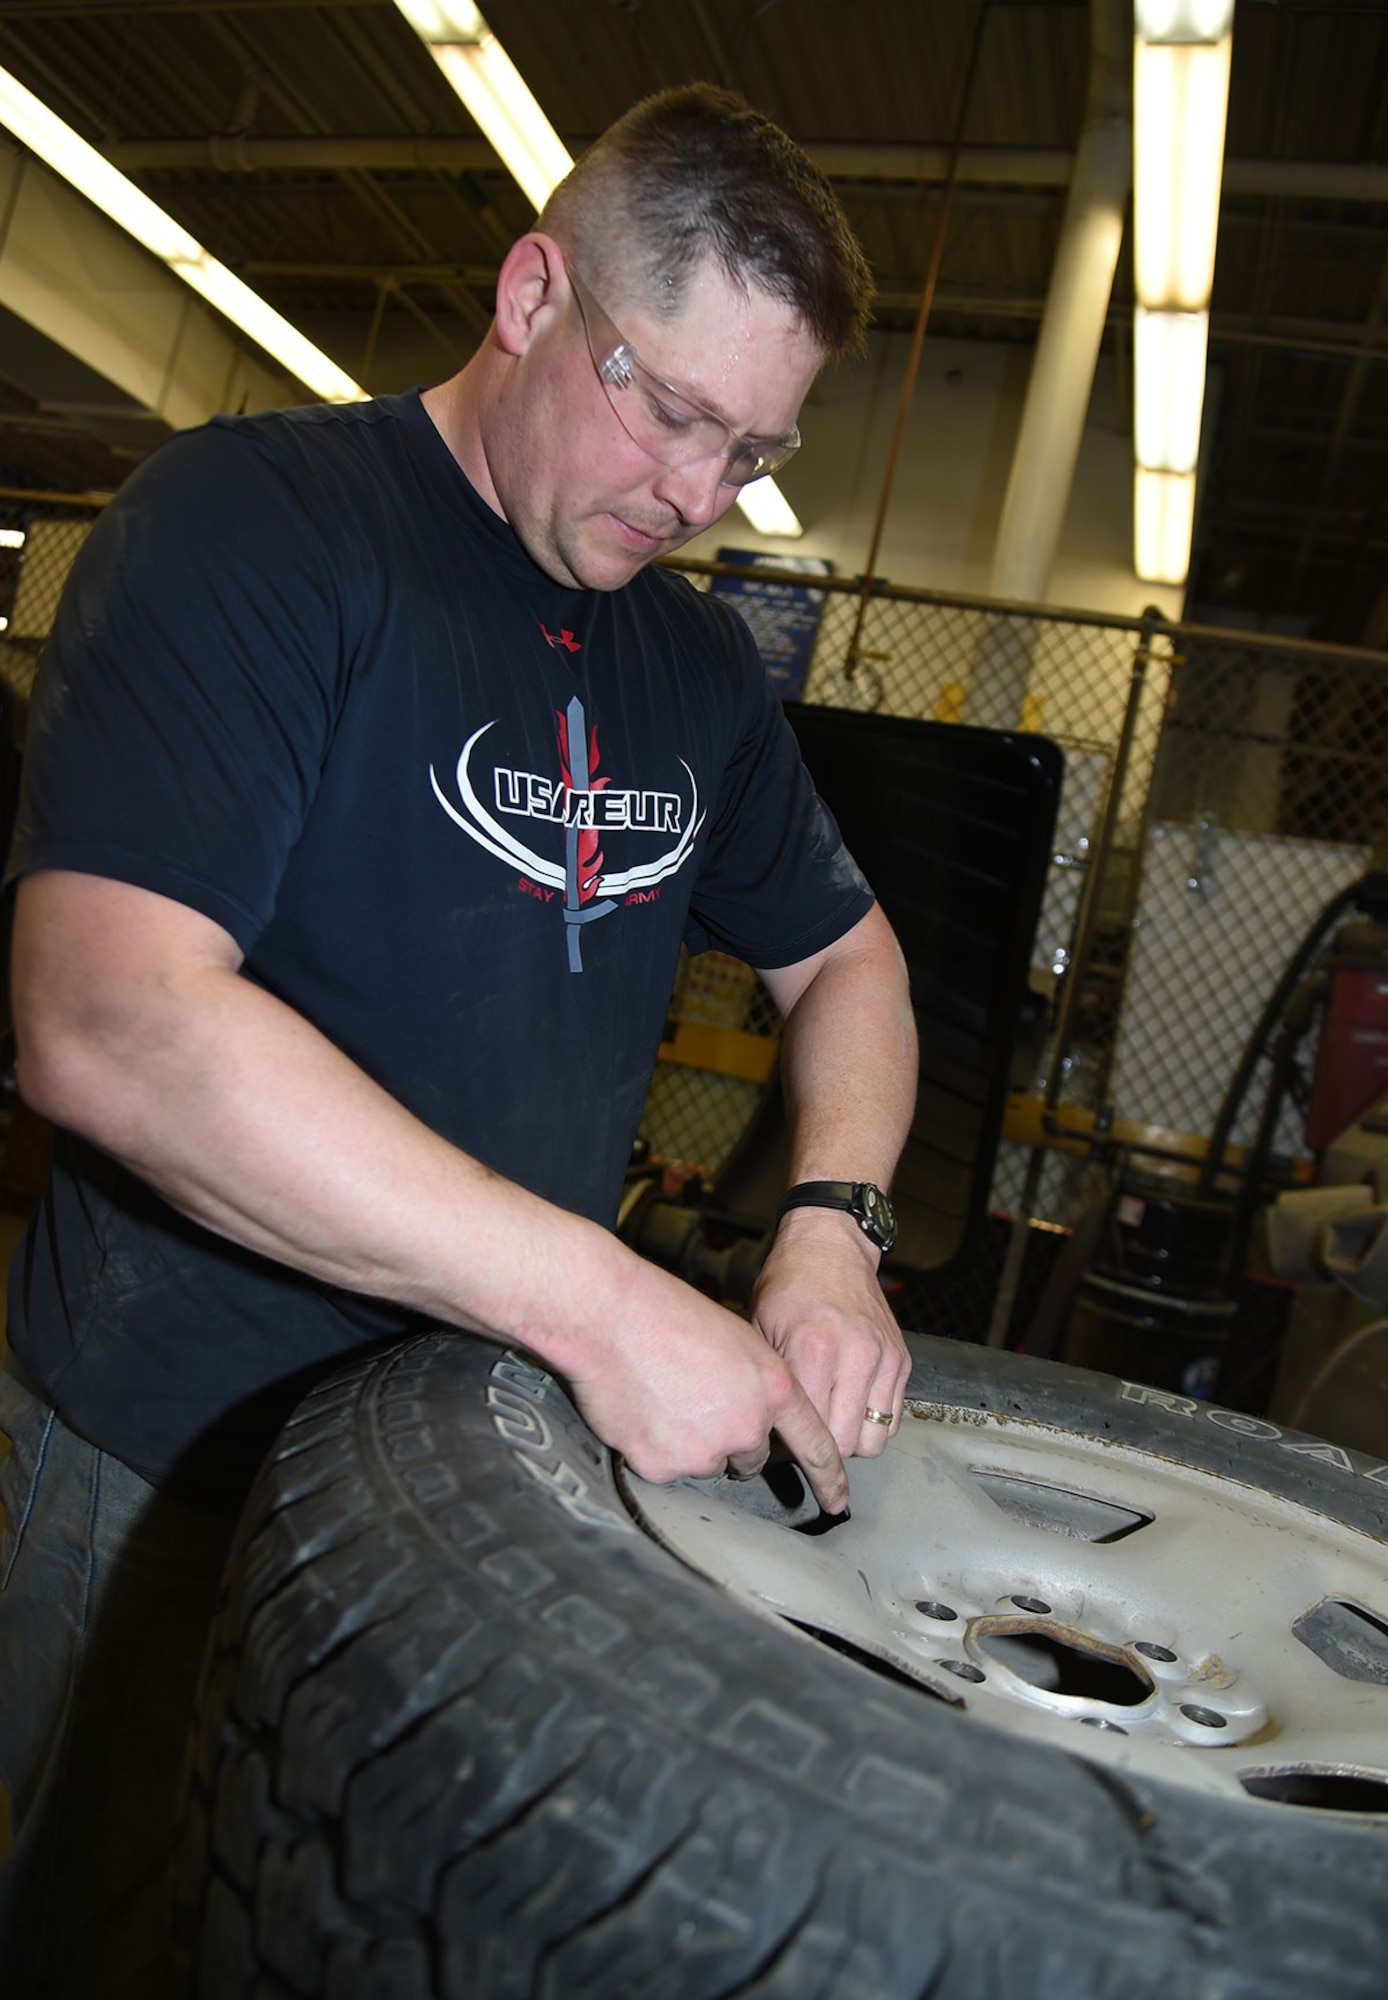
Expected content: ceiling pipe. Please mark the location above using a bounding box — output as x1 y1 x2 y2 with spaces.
104 135 498 173
100 136 1388 206
841 1 990 688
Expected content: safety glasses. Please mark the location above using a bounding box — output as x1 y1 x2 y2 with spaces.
566 262 801 489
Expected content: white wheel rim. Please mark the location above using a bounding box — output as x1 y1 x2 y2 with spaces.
626 1396 1388 1814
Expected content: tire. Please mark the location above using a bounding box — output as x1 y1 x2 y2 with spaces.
182 1332 1388 2000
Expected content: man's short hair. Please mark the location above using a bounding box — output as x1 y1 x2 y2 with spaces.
538 84 873 362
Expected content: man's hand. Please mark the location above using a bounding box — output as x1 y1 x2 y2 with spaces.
750 1205 911 1459
561 1270 849 1512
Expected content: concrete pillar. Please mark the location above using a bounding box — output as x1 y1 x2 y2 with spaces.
971 0 1132 721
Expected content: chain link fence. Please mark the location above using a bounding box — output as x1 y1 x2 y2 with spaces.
0 494 104 1208
652 557 1388 1351
651 559 1168 1206
0 492 100 709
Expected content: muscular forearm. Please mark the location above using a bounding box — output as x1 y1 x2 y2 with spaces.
15 886 614 1366
766 902 918 1189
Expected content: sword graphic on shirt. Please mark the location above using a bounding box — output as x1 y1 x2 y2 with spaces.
428 700 704 972
557 695 617 971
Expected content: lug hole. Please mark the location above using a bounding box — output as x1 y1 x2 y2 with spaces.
1011 1595 1052 1615
1134 1642 1178 1663
1179 1703 1228 1729
916 1601 958 1621
935 1659 986 1683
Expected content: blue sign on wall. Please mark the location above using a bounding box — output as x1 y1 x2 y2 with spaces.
711 548 834 701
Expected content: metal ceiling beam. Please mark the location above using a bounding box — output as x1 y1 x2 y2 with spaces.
106 136 496 173
100 136 1388 206
880 292 1388 363
3 0 384 12
229 256 1388 367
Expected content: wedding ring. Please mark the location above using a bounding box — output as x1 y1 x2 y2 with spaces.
863 1406 893 1427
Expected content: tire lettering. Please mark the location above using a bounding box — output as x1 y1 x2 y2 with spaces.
1120 1383 1200 1416
1121 1377 1384 1490
494 1353 552 1395
487 1354 632 1534
1206 1410 1283 1440
487 1384 553 1451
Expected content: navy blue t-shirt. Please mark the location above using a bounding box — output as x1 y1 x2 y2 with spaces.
6 390 872 1500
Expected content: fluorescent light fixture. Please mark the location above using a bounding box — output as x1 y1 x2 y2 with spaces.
1134 467 1196 585
172 256 362 403
1133 36 1232 310
1132 1 1231 588
0 616 8 632
0 528 24 549
392 0 572 213
1134 307 1208 473
0 64 363 403
1135 0 1234 41
392 0 488 34
734 477 804 539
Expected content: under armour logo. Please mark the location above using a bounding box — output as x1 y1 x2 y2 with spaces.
541 624 581 653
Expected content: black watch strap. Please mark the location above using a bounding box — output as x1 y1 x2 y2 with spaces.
776 1179 897 1254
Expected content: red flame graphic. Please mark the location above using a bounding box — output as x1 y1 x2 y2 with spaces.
556 711 609 903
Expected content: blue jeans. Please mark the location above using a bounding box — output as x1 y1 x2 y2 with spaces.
0 1355 238 1999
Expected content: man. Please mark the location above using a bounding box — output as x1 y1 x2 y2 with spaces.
0 83 917 1994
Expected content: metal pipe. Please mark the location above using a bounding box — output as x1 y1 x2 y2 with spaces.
97 138 1388 208
1043 612 1160 1129
842 1 990 682
986 1143 1049 1349
104 136 496 173
985 610 1160 1351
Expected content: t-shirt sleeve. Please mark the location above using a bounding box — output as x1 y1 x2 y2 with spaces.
682 598 874 968
8 423 354 951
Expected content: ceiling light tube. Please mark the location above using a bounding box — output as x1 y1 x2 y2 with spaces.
1135 0 1234 42
1134 307 1208 474
392 0 572 213
0 64 363 403
734 477 804 539
1134 467 1196 585
174 255 363 403
1133 35 1232 310
392 0 488 36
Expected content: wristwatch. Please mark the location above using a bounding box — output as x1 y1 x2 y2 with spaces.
776 1180 897 1255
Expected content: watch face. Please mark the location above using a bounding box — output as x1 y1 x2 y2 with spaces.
857 1182 897 1252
